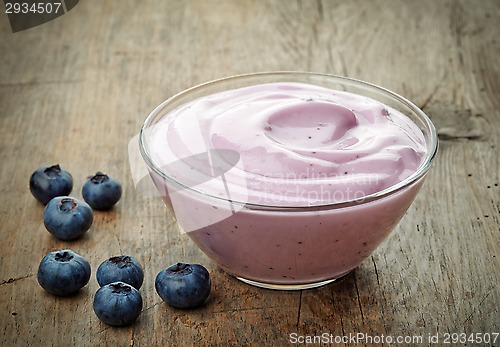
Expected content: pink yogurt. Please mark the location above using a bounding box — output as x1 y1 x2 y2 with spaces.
146 82 429 287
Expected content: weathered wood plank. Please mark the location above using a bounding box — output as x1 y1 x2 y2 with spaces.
1 0 498 346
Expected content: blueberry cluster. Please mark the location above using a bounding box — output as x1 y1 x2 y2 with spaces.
30 165 121 210
37 249 145 326
37 249 211 326
31 164 211 328
93 255 144 326
30 164 122 241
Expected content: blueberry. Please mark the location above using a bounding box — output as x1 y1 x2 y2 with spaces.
29 164 73 205
155 263 211 309
37 249 91 296
96 255 144 289
82 172 122 210
44 196 93 241
93 282 143 327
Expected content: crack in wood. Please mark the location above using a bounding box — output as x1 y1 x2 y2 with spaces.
437 132 483 141
353 275 365 322
0 79 81 87
0 274 34 286
316 0 324 22
462 290 492 326
295 290 303 333
371 256 380 286
420 72 448 111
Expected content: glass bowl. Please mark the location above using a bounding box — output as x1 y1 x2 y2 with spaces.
139 72 438 290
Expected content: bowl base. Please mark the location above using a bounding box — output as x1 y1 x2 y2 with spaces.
235 271 352 290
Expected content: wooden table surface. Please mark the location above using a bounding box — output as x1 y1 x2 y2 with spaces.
1 1 498 346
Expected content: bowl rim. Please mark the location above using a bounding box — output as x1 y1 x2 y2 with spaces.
139 71 439 211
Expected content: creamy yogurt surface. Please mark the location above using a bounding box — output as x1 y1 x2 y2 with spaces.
149 82 427 207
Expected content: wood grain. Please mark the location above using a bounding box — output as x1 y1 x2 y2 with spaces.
1 0 498 346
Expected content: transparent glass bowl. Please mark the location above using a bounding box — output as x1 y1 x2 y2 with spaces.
140 72 438 290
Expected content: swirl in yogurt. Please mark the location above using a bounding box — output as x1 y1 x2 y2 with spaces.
149 82 427 206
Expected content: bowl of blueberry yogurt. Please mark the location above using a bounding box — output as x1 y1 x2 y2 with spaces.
139 72 438 290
